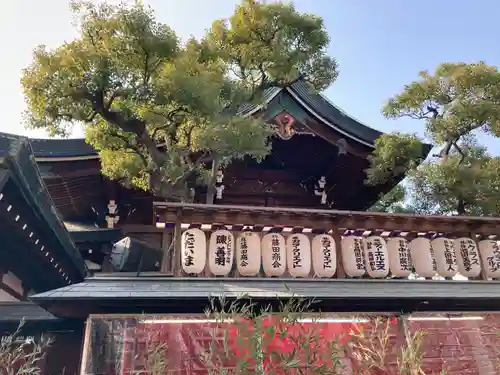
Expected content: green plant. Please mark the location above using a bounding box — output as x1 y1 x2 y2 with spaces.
0 320 53 375
198 295 345 375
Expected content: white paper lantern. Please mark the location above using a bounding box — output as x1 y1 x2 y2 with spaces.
311 234 337 278
409 238 436 278
341 236 365 277
455 237 481 278
364 236 389 278
181 228 207 274
286 233 311 277
386 237 412 277
236 232 261 276
478 240 500 278
262 233 286 276
431 237 458 278
208 230 234 276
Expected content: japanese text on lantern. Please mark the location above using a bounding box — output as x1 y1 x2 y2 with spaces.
444 239 456 272
460 239 479 272
488 242 500 273
398 239 410 271
353 238 364 270
240 237 249 268
322 236 333 269
271 234 282 268
215 234 232 267
184 232 195 267
429 244 438 272
292 236 302 268
367 238 386 272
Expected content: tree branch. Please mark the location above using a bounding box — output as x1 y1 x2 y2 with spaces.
90 90 166 168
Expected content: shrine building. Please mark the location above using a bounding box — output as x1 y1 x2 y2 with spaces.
0 81 499 375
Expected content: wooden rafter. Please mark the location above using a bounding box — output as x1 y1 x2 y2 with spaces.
154 202 500 238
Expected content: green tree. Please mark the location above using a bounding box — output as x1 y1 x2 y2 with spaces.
368 184 415 213
22 0 338 202
367 62 500 216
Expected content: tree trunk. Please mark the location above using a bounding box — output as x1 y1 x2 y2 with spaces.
205 159 220 205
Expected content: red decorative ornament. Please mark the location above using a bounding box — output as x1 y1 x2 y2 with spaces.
274 111 296 139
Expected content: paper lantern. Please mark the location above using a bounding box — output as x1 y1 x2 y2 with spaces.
386 237 412 277
262 233 286 276
311 234 337 278
478 240 500 278
341 236 365 277
181 228 207 274
431 237 457 278
409 238 436 278
286 233 311 277
208 229 234 276
455 237 481 278
364 236 389 278
236 232 261 276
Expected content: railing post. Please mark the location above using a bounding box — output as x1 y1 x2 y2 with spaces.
160 228 173 273
333 226 346 279
172 209 183 276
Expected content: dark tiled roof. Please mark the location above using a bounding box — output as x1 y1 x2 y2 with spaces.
237 81 388 147
288 81 383 145
236 86 281 116
0 302 57 322
30 276 500 313
65 223 122 243
0 132 87 279
30 138 97 158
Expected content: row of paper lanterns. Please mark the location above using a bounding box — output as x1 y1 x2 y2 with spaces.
181 229 500 279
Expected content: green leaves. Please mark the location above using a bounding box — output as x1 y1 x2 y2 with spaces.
22 0 338 201
407 144 500 216
206 0 338 92
372 62 500 216
382 62 500 145
366 133 425 186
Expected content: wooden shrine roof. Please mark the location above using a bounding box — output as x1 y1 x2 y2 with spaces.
30 276 500 317
0 132 87 284
236 80 394 148
0 302 58 323
30 138 97 160
154 202 500 238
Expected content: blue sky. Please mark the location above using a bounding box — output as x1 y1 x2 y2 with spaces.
2 0 500 153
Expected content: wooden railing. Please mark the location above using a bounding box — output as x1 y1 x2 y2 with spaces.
150 202 500 281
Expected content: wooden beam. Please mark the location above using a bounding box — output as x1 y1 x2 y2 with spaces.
304 119 370 158
40 167 100 180
0 281 24 301
153 202 500 237
122 225 166 234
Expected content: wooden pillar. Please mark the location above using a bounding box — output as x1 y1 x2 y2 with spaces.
79 317 93 375
160 229 173 273
171 209 183 276
203 228 214 277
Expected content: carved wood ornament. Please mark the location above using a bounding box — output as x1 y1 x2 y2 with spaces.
274 111 314 140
